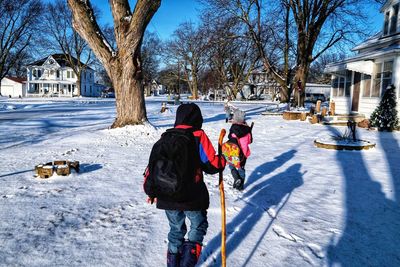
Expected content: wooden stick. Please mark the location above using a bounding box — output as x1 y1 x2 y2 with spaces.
218 129 227 267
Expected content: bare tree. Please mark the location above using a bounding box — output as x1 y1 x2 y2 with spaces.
201 0 378 106
201 14 258 99
309 53 346 83
44 0 94 96
164 22 208 99
201 0 293 102
142 31 162 95
0 0 43 81
67 0 161 128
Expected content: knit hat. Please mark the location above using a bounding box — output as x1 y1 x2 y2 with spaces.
232 109 245 124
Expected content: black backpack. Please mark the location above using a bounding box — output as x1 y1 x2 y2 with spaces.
144 128 198 202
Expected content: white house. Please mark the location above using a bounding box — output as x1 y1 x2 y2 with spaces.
325 0 400 117
305 83 331 102
0 77 26 97
26 54 96 97
245 71 330 101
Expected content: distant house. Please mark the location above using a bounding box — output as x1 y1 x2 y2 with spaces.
305 83 331 102
325 0 400 117
26 54 95 97
0 76 26 97
245 71 330 101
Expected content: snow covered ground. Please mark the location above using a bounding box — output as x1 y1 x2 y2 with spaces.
0 96 399 267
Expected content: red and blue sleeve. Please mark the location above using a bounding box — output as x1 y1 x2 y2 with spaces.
193 130 225 174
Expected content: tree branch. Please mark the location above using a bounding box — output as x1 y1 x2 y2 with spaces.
67 0 114 67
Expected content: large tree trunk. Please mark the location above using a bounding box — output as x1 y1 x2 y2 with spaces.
112 74 146 127
292 64 309 107
68 0 160 128
109 49 147 127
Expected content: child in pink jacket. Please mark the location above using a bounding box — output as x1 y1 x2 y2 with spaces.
227 109 253 190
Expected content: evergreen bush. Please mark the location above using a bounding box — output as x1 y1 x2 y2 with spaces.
370 84 399 131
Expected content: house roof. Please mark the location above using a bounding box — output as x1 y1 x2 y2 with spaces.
5 76 26 84
380 0 399 12
325 44 400 74
352 32 400 51
28 54 93 70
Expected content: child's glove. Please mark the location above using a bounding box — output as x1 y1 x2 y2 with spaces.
146 197 157 204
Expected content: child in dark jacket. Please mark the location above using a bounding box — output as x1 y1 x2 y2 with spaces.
146 103 226 267
227 109 253 190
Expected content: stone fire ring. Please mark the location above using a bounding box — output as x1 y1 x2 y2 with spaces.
314 138 376 151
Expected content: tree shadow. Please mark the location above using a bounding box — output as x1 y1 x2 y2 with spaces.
245 149 297 187
201 163 304 266
326 126 400 266
379 131 400 205
0 169 33 178
79 164 102 173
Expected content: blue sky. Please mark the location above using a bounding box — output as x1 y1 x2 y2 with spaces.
92 1 383 41
94 0 202 41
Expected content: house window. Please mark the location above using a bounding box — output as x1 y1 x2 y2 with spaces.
372 63 382 97
345 70 352 96
331 78 338 97
338 76 345 96
362 74 372 97
390 4 399 34
38 70 42 77
382 61 393 95
56 70 60 78
72 72 75 78
67 71 70 78
384 11 390 35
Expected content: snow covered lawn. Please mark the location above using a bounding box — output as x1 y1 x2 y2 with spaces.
0 97 399 266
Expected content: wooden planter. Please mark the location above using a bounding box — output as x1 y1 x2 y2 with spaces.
309 115 319 124
283 111 302 120
56 165 70 176
35 164 54 179
300 112 307 121
35 160 80 179
314 139 376 150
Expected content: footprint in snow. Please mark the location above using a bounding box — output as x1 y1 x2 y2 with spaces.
272 225 297 242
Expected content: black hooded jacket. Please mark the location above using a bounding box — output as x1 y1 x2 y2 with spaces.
153 103 225 211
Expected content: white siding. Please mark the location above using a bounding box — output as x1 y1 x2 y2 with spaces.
358 98 381 117
0 78 25 97
332 97 352 115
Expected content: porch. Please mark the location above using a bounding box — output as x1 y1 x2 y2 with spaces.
26 80 77 97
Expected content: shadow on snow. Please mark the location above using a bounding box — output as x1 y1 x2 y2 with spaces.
326 126 400 266
201 161 304 265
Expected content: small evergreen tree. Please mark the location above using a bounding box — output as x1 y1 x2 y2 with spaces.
370 84 399 131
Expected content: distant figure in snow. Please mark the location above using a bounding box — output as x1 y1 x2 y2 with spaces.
225 109 253 190
224 96 235 123
160 102 168 113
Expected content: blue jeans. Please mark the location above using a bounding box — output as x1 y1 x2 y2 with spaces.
165 210 208 253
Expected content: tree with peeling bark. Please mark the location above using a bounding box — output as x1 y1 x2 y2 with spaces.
67 0 161 128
